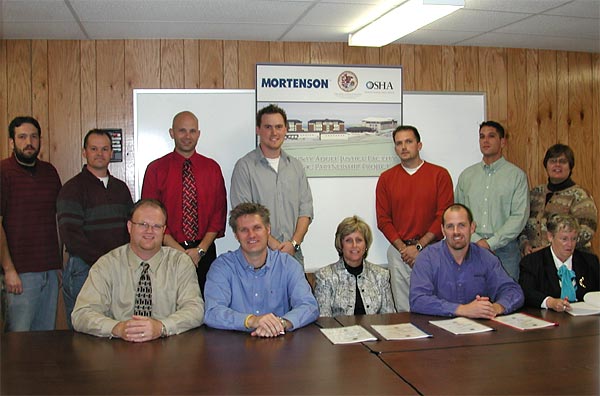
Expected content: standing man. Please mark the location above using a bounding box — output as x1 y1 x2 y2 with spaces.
455 121 529 280
142 111 227 296
410 204 524 318
230 104 313 266
204 203 318 337
1 116 62 331
57 129 133 329
376 125 454 312
72 199 204 341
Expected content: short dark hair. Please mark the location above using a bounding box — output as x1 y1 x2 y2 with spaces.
229 202 270 233
256 104 287 127
9 116 41 140
479 121 505 139
129 199 168 222
442 203 474 225
392 125 420 143
543 143 575 170
83 129 113 149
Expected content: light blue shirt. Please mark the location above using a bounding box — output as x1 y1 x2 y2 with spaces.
455 157 530 250
204 248 319 331
409 241 524 316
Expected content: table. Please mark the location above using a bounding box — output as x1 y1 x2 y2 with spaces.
334 307 600 353
380 335 599 395
1 322 416 395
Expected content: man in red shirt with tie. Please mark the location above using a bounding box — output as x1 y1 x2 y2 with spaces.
141 111 227 296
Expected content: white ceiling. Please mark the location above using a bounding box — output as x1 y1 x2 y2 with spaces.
1 0 599 53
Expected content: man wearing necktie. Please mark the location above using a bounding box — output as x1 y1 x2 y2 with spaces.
72 199 204 341
519 213 599 312
142 111 227 297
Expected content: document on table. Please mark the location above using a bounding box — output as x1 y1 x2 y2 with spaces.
429 317 494 335
567 291 600 316
567 302 600 316
492 313 557 330
371 323 432 340
320 325 377 344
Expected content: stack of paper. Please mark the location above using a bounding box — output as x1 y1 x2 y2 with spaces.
371 323 432 340
319 325 377 344
568 291 600 316
493 313 557 330
429 317 494 335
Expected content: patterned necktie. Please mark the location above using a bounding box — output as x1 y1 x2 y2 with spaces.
557 264 577 302
134 262 152 317
182 159 198 240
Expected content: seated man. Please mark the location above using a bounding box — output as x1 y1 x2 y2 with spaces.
204 203 319 337
410 203 524 318
519 213 599 312
72 199 204 342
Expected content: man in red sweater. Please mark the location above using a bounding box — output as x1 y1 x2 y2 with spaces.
376 125 454 312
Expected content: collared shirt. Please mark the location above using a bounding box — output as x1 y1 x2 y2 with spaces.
0 155 62 273
141 150 227 242
72 245 204 337
314 257 396 317
230 146 313 243
455 157 530 250
57 165 133 265
203 248 319 331
409 240 524 316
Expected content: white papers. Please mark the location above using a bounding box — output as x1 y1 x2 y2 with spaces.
320 325 377 344
583 291 600 307
429 317 494 335
568 302 600 316
371 323 432 340
493 313 557 330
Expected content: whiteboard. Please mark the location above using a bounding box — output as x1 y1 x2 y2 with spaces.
134 90 485 272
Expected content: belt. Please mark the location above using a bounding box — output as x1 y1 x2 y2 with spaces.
180 240 201 249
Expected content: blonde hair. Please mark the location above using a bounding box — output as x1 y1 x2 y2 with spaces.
334 216 373 258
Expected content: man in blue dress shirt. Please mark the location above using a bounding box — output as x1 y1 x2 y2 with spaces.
204 203 319 337
410 203 524 318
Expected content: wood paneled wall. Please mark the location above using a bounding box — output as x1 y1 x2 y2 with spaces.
1 39 599 251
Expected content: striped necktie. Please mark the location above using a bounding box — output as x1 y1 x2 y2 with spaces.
182 159 199 240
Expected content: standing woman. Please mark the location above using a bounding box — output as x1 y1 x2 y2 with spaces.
314 216 395 316
520 144 597 255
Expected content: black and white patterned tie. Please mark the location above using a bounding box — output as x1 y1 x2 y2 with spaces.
134 262 152 317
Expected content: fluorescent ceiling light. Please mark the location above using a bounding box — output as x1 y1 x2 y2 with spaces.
349 0 464 47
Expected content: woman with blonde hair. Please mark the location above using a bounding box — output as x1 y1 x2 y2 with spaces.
314 216 395 316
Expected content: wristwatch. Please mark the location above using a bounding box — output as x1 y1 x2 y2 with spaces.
198 248 206 258
160 323 168 338
291 240 301 252
415 243 423 252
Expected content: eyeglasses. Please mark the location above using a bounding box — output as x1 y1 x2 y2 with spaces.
548 158 569 165
131 221 165 232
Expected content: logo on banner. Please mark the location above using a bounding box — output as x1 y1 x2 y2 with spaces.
338 71 358 92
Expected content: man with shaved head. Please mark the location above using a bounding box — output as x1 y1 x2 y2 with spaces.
142 111 227 297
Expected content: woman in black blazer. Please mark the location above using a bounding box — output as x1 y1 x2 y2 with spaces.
519 213 599 312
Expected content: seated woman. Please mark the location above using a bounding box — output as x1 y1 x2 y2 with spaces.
520 144 597 255
314 216 395 317
519 213 599 312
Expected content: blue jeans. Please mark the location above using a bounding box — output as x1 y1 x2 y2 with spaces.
62 256 90 329
494 239 520 281
5 270 59 332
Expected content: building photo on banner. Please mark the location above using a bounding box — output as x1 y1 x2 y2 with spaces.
256 64 403 178
134 87 484 272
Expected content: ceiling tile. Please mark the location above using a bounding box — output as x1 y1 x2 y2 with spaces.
3 0 74 21
2 22 86 39
423 9 531 32
282 25 348 42
299 2 380 27
496 14 599 39
544 0 600 18
70 0 311 23
465 0 570 13
394 29 481 46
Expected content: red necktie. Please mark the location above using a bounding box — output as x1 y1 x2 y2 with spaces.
182 159 198 240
